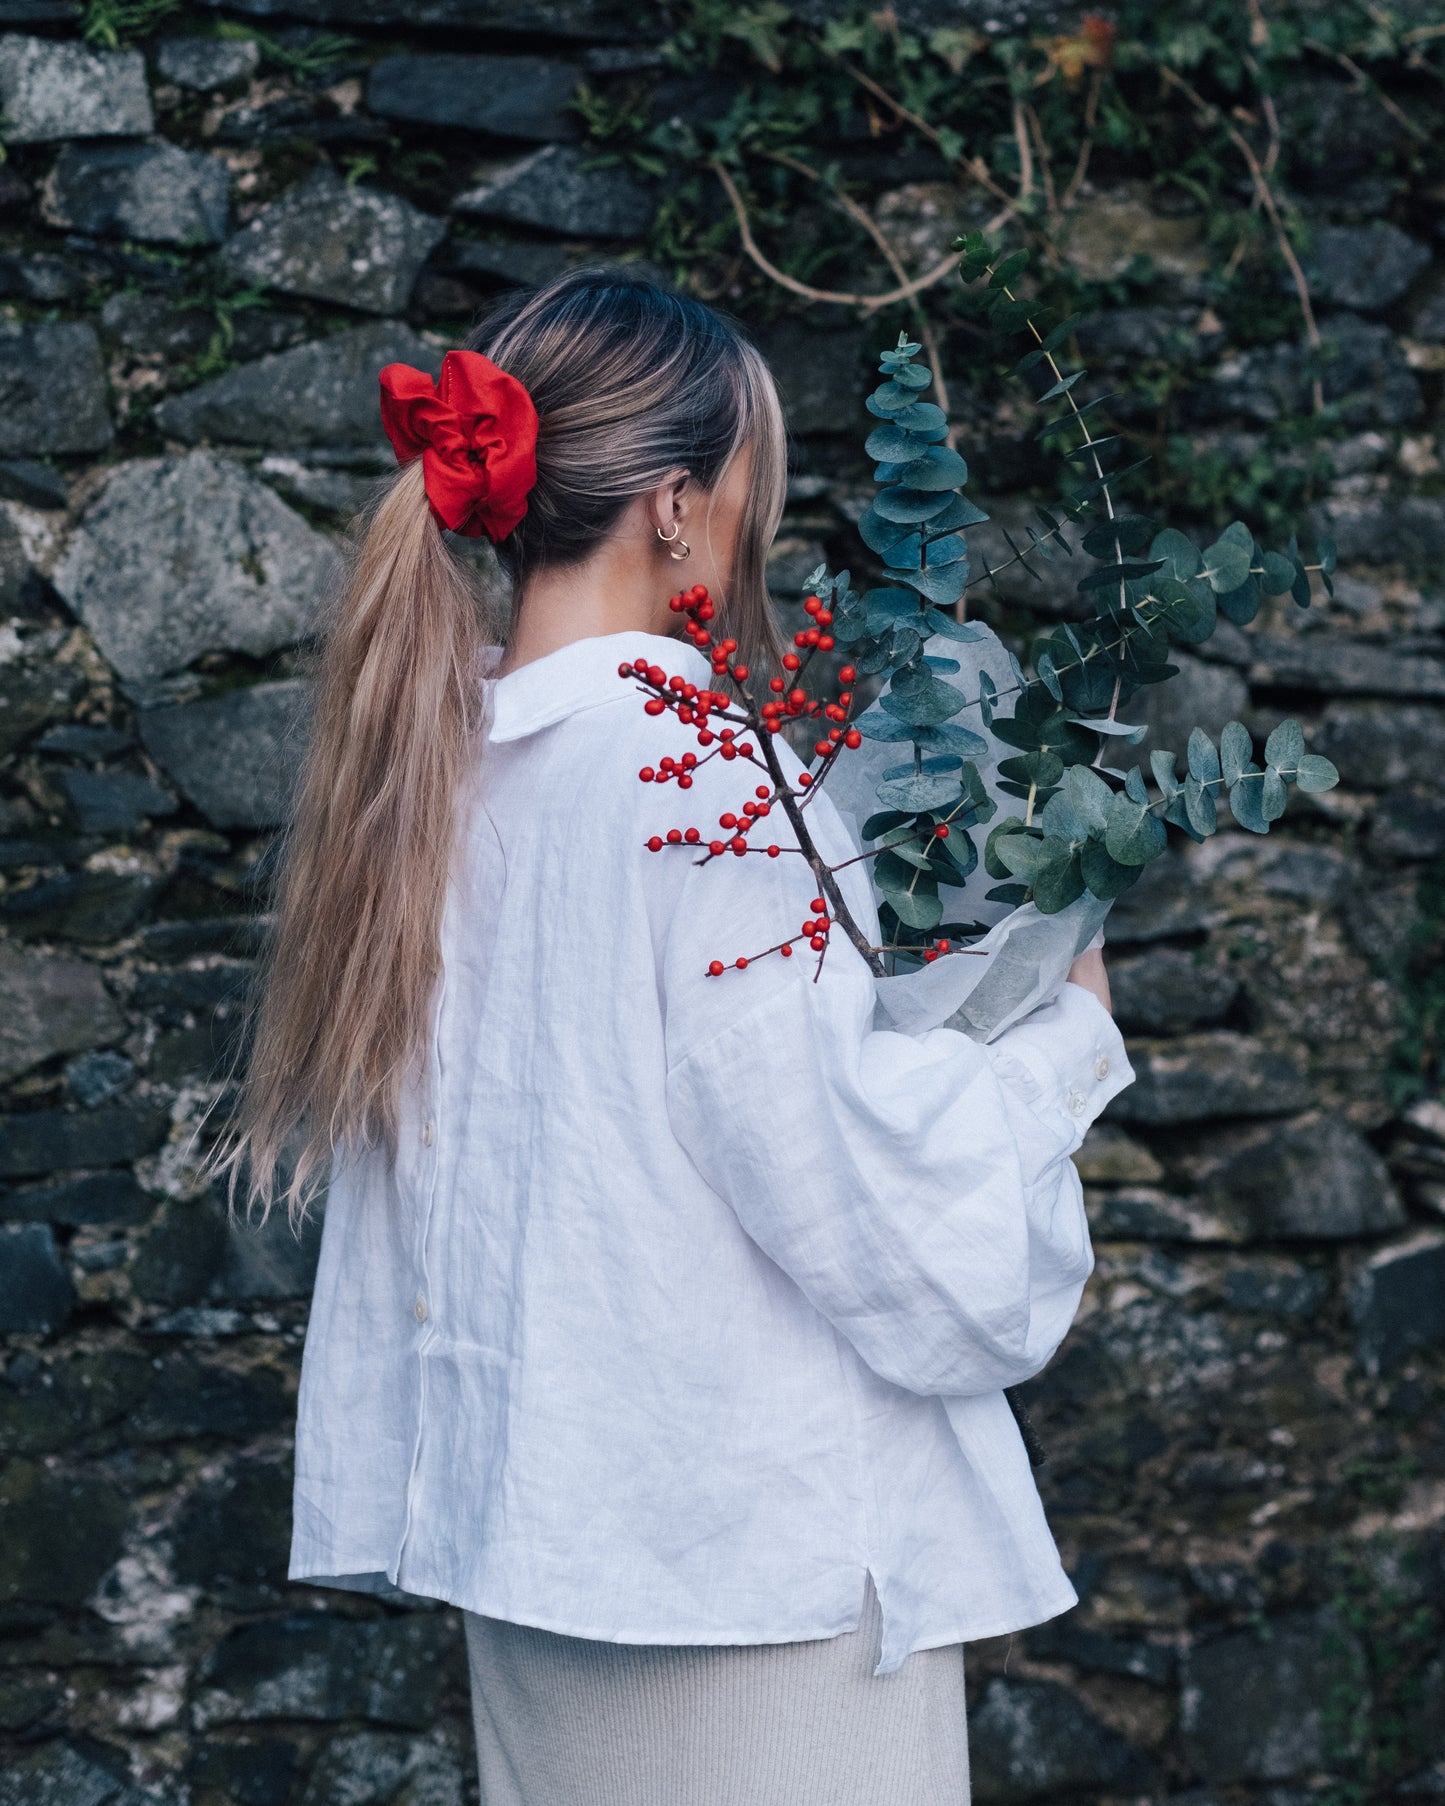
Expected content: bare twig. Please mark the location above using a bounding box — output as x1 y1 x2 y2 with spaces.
711 160 960 314
1157 65 1324 413
1301 34 1429 139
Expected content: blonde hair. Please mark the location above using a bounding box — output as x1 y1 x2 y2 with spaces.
200 270 788 1226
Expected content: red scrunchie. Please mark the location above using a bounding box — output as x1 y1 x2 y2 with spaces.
378 349 539 541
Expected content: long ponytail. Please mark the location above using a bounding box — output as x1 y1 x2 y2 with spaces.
202 270 787 1225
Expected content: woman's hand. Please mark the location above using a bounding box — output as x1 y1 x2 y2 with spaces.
1066 946 1113 1015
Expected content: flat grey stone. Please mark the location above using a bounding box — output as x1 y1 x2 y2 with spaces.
1196 315 1421 429
1116 649 1251 775
155 35 260 89
0 942 124 1084
1244 631 1445 697
1108 945 1242 1035
1106 1032 1312 1125
367 53 580 139
299 1731 465 1806
1084 1186 1249 1244
61 768 177 833
453 144 655 238
1313 699 1445 790
41 139 229 245
1102 847 1222 947
139 679 313 829
194 1613 441 1729
0 1739 153 1806
1180 1608 1369 1782
1367 788 1445 859
53 453 333 682
1188 1111 1407 1240
0 658 83 758
0 250 86 303
155 319 442 449
0 1224 73 1334
1297 221 1432 313
64 1049 134 1108
0 1104 169 1178
1349 1228 1445 1375
193 0 625 29
969 1674 1157 1799
754 319 868 438
0 34 152 141
1073 1121 1165 1185
445 237 573 288
0 321 113 456
218 165 446 315
1312 491 1445 569
0 458 67 510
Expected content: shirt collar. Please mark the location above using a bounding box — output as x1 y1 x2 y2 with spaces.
485 630 714 743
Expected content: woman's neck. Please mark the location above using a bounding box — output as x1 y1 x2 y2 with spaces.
497 536 680 679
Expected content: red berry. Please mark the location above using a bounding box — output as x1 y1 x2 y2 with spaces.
709 960 725 976
782 653 801 672
839 666 856 683
639 766 655 782
781 942 793 956
789 688 806 708
667 829 682 844
647 836 663 851
619 662 634 677
804 595 821 616
844 729 862 749
684 827 700 843
769 676 785 693
817 635 835 651
644 698 665 716
732 664 749 681
719 813 737 828
810 935 826 951
798 772 812 787
935 824 949 838
735 957 748 970
709 840 725 856
767 845 780 857
937 939 951 952
817 609 833 627
815 740 831 757
810 897 826 912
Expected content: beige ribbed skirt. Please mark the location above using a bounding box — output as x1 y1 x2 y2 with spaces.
462 1571 970 1805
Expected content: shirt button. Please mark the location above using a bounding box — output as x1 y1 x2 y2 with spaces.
1067 1086 1086 1116
413 1296 429 1323
421 1119 434 1147
1094 1055 1111 1079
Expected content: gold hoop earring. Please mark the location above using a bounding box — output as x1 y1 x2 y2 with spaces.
657 523 691 561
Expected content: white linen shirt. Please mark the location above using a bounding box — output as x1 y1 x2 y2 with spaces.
288 627 1137 1677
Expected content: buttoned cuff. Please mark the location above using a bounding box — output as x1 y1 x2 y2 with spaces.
989 980 1135 1159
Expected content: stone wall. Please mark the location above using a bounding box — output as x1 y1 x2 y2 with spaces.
0 5 1442 1803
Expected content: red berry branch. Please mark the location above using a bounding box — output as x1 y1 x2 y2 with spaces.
621 583 990 981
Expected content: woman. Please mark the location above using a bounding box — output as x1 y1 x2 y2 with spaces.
207 269 1134 1804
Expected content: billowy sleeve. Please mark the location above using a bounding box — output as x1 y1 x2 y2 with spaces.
658 774 1135 1400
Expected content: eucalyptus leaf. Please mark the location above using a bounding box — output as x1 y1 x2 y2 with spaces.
1184 772 1217 835
1264 718 1304 768
1105 790 1168 864
876 764 966 812
1068 714 1149 743
1227 765 1269 833
1066 762 1114 832
883 880 944 931
1033 848 1086 912
901 445 970 491
1293 753 1339 792
873 486 960 524
1220 720 1252 787
1187 727 1221 784
1261 764 1288 821
1081 837 1140 899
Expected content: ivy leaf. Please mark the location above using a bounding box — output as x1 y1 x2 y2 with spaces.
1294 753 1339 792
1187 727 1221 784
1220 720 1253 787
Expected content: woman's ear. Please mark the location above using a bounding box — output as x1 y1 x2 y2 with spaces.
649 469 692 536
